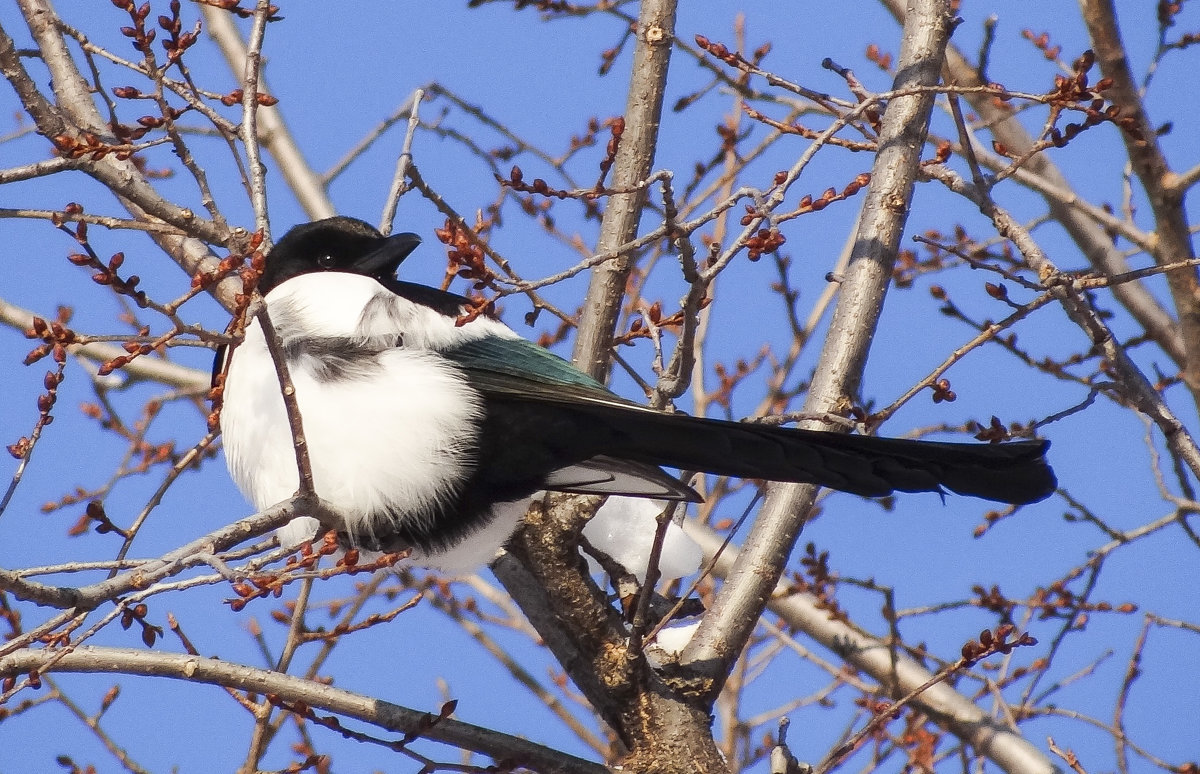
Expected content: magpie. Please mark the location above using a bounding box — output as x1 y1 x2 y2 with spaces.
218 216 1056 570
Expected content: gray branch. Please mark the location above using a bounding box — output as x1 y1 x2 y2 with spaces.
0 646 608 774
680 0 955 696
683 520 1060 774
877 0 1187 373
0 298 210 391
201 4 336 222
570 0 677 381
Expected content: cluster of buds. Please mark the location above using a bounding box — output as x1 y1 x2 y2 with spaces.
70 499 129 538
1159 1 1183 26
111 92 191 149
68 249 148 310
743 227 786 261
191 249 252 292
206 237 264 429
57 204 149 309
792 542 849 624
853 696 899 723
1030 574 1137 626
972 415 1016 443
228 532 404 612
990 48 1141 156
715 119 741 155
6 363 65 460
501 165 573 201
1 669 43 694
563 116 603 157
925 139 953 166
972 583 1017 615
112 0 160 56
694 34 753 70
534 317 573 350
709 357 757 409
228 533 341 611
156 0 201 64
865 43 893 71
98 335 168 377
435 219 498 293
1047 50 1138 142
930 378 957 404
454 293 498 328
50 131 137 162
218 88 280 107
1022 29 1063 61
119 602 162 647
21 314 75 368
960 624 1037 665
116 93 190 135
596 116 624 187
793 174 871 216
617 296 711 345
739 173 870 260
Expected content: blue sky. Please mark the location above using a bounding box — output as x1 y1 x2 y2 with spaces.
2 1 1198 772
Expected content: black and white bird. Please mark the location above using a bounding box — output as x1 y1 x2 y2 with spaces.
218 216 1056 570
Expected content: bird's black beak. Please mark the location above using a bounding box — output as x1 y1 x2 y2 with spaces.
354 232 422 277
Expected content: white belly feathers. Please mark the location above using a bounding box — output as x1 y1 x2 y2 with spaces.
220 273 511 565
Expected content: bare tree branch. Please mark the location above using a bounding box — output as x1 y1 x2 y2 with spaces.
878 0 1188 375
925 162 1200 482
680 521 1060 774
201 4 336 222
681 0 955 697
0 298 210 391
8 1 230 245
571 0 677 381
1078 0 1200 416
0 645 608 774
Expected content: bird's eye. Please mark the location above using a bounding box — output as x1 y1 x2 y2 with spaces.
317 255 335 269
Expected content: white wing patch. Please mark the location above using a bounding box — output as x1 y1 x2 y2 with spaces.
543 458 697 500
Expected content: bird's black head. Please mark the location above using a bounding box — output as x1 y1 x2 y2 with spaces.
258 216 422 295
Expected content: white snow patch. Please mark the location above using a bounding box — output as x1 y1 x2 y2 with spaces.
582 497 702 582
651 619 701 656
644 618 702 667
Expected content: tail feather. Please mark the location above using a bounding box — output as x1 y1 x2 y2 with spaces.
584 406 1056 505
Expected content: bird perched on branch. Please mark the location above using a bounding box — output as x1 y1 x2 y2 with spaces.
218 216 1056 570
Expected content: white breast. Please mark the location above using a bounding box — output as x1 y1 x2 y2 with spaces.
220 273 496 553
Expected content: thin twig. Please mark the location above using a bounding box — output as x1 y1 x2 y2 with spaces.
380 88 424 235
238 0 273 237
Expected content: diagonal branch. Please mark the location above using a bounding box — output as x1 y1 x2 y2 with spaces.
236 0 274 236
1078 0 1200 416
0 298 210 391
683 520 1059 774
0 646 608 774
924 162 1200 483
4 1 240 314
8 1 227 245
680 0 955 698
877 0 1189 377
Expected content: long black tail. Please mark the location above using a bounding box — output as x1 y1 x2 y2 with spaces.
582 405 1057 505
